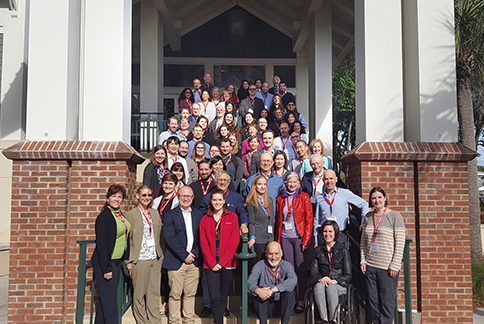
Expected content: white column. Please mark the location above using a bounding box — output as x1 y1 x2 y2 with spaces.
402 0 458 142
355 0 404 143
81 0 131 142
140 0 163 113
310 2 333 157
296 50 309 132
0 0 28 140
25 0 80 140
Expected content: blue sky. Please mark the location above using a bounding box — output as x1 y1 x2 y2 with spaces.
478 146 484 166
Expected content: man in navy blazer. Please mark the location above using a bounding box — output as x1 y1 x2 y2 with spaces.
163 186 203 324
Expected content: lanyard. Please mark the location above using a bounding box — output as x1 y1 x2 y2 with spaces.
202 102 209 114
258 197 271 223
280 137 289 150
138 207 152 236
285 197 294 221
313 175 324 195
214 215 222 233
168 129 176 136
324 188 338 215
327 249 333 277
201 178 212 195
186 99 192 109
108 206 128 239
266 261 281 283
372 208 387 241
261 92 268 104
225 190 230 199
275 169 286 177
224 155 232 166
160 193 174 214
292 146 297 158
249 97 255 109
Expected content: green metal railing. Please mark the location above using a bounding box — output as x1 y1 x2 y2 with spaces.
131 113 168 152
345 215 413 324
236 233 256 324
76 240 133 324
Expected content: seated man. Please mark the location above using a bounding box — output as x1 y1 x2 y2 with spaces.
247 242 297 324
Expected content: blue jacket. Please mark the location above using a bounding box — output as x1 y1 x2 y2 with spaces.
162 206 203 270
199 190 250 225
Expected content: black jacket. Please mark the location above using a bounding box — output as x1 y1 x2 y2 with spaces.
309 241 352 288
91 208 130 275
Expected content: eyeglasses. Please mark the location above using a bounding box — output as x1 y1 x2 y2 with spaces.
141 194 152 197
249 88 257 91
287 103 295 107
179 195 194 199
185 91 192 94
217 178 229 183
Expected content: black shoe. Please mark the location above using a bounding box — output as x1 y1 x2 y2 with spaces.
224 308 230 316
200 307 212 318
294 305 305 314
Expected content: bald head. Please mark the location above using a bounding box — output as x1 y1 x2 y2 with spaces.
323 169 337 194
266 241 283 268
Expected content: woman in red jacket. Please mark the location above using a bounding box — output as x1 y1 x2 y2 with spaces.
200 188 240 324
276 171 313 313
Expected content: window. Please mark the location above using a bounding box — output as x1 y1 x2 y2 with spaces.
213 65 265 89
164 64 205 87
274 65 295 88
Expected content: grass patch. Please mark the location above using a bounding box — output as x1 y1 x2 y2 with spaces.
473 262 484 307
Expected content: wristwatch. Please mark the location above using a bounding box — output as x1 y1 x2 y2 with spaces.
270 287 275 293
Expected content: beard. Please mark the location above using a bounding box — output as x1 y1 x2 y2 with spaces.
268 259 280 268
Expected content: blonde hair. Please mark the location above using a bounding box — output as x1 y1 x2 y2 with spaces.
309 138 325 156
244 175 271 209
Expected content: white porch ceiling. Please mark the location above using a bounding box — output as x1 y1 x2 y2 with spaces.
133 0 354 69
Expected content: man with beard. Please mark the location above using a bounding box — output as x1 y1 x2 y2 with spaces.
247 241 297 324
189 159 216 209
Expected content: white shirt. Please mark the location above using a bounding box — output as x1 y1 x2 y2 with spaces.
181 207 194 253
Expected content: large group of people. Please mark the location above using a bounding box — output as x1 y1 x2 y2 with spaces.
92 74 406 324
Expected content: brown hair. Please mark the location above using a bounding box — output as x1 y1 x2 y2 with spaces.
320 220 340 242
150 145 168 169
208 188 228 213
102 184 127 210
369 187 388 207
162 172 179 185
273 150 288 170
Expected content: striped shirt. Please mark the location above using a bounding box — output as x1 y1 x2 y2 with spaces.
360 210 406 272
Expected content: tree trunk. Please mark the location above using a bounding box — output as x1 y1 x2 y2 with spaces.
458 76 482 264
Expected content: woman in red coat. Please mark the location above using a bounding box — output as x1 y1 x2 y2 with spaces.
275 171 313 313
200 188 240 324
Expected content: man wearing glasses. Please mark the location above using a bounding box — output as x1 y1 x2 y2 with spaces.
239 84 264 120
163 186 204 324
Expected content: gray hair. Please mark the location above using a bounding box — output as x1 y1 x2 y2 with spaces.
214 170 231 184
283 171 301 186
309 154 324 163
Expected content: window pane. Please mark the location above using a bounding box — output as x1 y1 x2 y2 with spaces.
213 65 265 89
274 66 296 88
164 65 205 87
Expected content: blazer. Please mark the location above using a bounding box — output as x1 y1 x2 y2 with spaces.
142 163 160 194
91 208 130 275
124 207 164 265
163 206 204 270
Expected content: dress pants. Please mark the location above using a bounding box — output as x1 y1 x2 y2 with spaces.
131 258 163 324
313 282 347 320
93 259 122 324
168 263 200 324
281 237 307 302
250 289 296 324
366 265 399 324
204 268 233 324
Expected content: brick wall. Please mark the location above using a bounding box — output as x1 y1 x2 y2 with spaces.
341 142 475 324
3 141 144 324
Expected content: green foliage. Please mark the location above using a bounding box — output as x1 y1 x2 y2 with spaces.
473 262 484 302
332 49 356 179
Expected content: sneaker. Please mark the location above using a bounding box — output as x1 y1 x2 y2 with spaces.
200 307 212 318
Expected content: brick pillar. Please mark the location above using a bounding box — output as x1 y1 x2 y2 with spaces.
3 141 144 323
341 142 476 324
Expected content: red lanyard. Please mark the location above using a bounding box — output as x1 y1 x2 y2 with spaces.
168 129 176 136
249 97 255 109
225 190 230 199
372 208 387 241
224 155 232 166
201 178 212 195
108 207 128 239
160 194 174 214
292 146 297 158
313 175 324 195
202 102 209 114
280 137 289 150
186 99 192 109
324 188 338 215
138 207 152 236
258 197 271 223
327 249 333 277
285 197 294 220
214 216 222 233
267 261 281 282
174 185 180 196
275 169 286 177
261 92 268 104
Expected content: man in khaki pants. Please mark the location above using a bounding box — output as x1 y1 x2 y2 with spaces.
162 186 204 324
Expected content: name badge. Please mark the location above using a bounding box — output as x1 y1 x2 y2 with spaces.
284 222 293 230
248 108 254 114
146 237 156 247
273 292 280 301
371 243 379 253
268 225 273 234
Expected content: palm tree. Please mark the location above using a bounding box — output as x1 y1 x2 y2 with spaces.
455 0 484 264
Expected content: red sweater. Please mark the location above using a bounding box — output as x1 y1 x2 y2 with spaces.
200 211 240 269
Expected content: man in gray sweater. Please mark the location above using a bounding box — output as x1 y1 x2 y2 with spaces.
247 242 297 324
